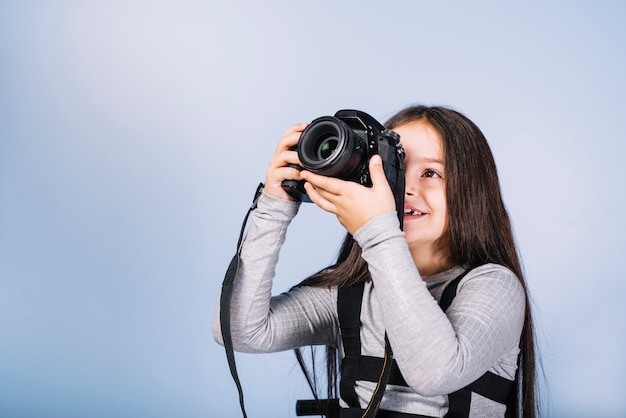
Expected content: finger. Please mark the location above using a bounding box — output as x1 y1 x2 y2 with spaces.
300 170 344 196
369 155 390 189
275 123 308 151
303 181 338 213
269 148 301 168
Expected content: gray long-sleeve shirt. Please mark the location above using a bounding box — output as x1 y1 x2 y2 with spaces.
213 192 525 417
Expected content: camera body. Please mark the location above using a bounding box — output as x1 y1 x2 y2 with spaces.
282 109 405 202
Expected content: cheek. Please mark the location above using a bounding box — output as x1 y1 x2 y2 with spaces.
434 191 448 228
427 186 447 211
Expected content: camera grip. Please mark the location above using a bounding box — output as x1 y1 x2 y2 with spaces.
281 164 312 202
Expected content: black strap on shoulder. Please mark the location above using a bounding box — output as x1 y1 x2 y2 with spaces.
220 182 264 418
337 282 365 408
337 282 394 418
439 268 471 312
338 282 394 418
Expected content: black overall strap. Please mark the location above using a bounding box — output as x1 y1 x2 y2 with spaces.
345 355 408 387
220 183 264 418
338 268 515 418
438 268 471 312
439 268 515 418
337 282 366 408
340 409 433 418
338 282 432 418
338 269 475 404
337 284 395 418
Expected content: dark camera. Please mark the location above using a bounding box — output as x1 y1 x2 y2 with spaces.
282 109 405 202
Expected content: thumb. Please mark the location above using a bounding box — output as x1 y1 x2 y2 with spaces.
369 155 389 187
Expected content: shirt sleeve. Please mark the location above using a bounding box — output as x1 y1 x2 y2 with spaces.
353 211 525 396
212 192 339 353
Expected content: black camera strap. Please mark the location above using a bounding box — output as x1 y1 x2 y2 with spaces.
394 152 406 231
222 151 405 418
220 182 264 418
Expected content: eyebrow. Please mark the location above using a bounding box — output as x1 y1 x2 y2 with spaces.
420 157 445 165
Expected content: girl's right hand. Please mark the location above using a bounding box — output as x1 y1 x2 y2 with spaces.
263 123 308 201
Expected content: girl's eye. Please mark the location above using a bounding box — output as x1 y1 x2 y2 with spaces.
422 169 442 178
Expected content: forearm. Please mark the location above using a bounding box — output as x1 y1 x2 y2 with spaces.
213 192 299 351
354 212 525 395
213 192 339 352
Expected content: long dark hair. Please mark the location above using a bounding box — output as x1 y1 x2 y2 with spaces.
295 105 538 417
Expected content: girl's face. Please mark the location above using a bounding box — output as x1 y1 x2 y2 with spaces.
393 120 449 267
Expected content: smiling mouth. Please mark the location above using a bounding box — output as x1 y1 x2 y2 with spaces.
404 208 426 216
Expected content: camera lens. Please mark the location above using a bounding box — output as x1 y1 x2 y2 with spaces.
316 136 339 160
297 117 365 179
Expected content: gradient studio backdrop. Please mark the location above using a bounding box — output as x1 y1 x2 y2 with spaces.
1 1 625 417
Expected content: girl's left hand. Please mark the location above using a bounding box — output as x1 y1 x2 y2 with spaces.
301 155 396 235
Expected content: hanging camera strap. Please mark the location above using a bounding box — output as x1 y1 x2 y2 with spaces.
220 182 264 418
221 150 405 418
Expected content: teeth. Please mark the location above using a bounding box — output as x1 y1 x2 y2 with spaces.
404 209 424 215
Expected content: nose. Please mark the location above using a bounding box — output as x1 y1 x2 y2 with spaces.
404 169 419 197
405 182 417 196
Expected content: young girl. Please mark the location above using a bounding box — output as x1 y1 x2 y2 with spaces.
214 105 538 418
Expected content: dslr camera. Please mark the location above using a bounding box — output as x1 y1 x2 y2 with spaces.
282 109 405 202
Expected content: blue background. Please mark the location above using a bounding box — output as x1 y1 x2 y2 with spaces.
1 1 625 417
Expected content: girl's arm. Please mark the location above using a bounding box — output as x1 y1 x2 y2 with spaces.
354 211 525 396
213 123 338 352
212 192 338 353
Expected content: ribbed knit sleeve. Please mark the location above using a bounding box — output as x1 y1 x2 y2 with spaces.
212 192 339 353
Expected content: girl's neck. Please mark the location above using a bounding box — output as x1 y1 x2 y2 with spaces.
409 243 453 276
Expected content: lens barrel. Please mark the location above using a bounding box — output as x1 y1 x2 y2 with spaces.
297 117 365 180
